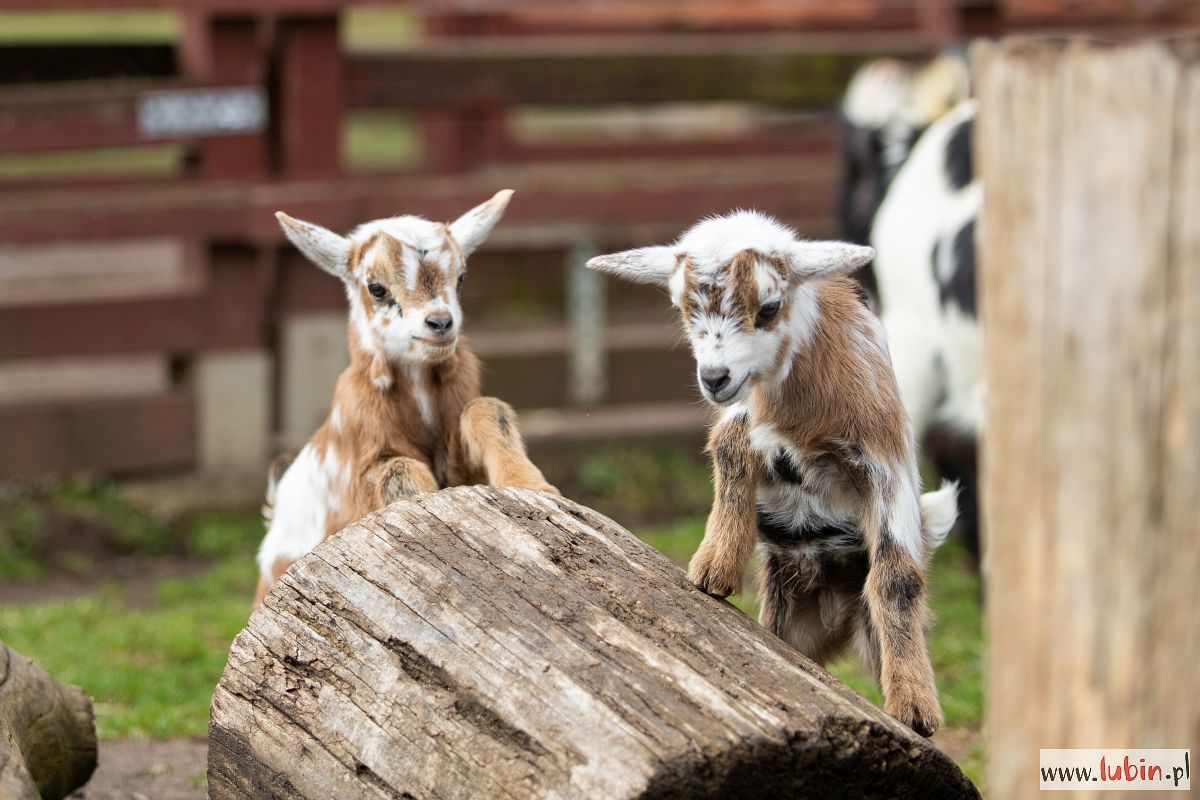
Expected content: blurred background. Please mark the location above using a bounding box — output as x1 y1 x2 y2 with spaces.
0 1 1195 797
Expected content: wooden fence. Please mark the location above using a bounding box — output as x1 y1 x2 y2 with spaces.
977 35 1199 798
0 0 1195 481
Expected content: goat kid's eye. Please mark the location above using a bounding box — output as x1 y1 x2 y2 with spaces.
368 282 388 301
456 272 465 292
755 301 781 328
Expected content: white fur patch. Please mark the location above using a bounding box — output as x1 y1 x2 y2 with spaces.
842 59 914 130
920 480 959 550
675 210 799 276
257 443 341 574
873 99 981 440
884 463 925 561
407 365 434 427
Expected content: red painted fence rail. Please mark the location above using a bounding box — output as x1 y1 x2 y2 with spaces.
1 0 1195 480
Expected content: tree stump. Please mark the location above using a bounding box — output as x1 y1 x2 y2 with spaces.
209 487 978 799
0 640 97 800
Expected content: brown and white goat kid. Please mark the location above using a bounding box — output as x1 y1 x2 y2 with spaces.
254 190 557 606
588 211 957 735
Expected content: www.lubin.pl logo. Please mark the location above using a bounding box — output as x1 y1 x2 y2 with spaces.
1040 749 1191 791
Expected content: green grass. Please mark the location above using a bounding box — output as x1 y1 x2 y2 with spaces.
0 8 418 48
0 11 177 44
0 557 256 739
341 7 419 51
344 110 422 172
0 146 182 182
0 513 261 739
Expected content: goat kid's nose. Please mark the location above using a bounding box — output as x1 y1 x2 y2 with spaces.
425 313 454 335
700 367 731 396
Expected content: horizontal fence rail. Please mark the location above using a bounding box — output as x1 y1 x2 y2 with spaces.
0 0 1194 480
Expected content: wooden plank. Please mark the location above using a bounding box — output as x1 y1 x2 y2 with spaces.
0 44 174 86
519 400 709 443
0 154 838 244
0 296 205 359
347 41 919 109
0 391 194 479
978 37 1199 799
0 79 267 154
276 15 342 178
0 354 169 405
499 122 840 166
0 237 196 306
1000 0 1199 22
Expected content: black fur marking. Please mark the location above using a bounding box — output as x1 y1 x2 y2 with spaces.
756 511 852 546
770 453 804 485
925 424 980 567
874 535 924 616
944 117 973 191
887 568 924 616
935 218 977 316
496 407 512 438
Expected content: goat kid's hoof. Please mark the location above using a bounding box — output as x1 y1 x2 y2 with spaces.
687 555 740 599
886 691 943 738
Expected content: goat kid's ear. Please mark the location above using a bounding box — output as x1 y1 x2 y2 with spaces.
276 212 351 279
788 240 875 281
585 246 677 287
449 189 513 259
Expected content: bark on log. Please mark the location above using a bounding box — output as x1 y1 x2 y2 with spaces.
209 487 978 799
0 639 97 800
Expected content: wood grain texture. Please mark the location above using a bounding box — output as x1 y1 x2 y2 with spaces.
209 487 978 799
0 640 97 800
977 36 1200 799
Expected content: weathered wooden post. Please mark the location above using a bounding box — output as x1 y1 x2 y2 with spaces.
210 487 978 799
0 640 97 800
976 37 1200 798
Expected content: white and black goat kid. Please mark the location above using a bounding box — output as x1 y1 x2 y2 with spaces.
588 211 957 736
838 55 970 305
871 100 981 569
838 55 982 568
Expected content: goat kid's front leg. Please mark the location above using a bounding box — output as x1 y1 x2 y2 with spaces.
689 412 761 598
455 397 558 494
367 455 439 506
861 509 943 737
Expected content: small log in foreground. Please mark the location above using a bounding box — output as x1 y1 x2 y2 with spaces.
0 640 97 800
210 487 978 799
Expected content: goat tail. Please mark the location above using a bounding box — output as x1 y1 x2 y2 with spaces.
920 479 959 551
262 452 296 525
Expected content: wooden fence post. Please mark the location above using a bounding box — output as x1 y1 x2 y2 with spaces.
276 14 344 178
976 37 1200 798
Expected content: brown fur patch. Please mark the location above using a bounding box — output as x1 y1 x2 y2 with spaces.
751 277 907 466
687 411 763 597
252 556 295 609
679 249 791 334
450 397 556 493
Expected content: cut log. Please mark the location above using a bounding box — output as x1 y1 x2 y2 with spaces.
0 640 97 800
209 487 978 799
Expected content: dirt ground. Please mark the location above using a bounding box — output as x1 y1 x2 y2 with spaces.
69 738 208 800
68 728 981 799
